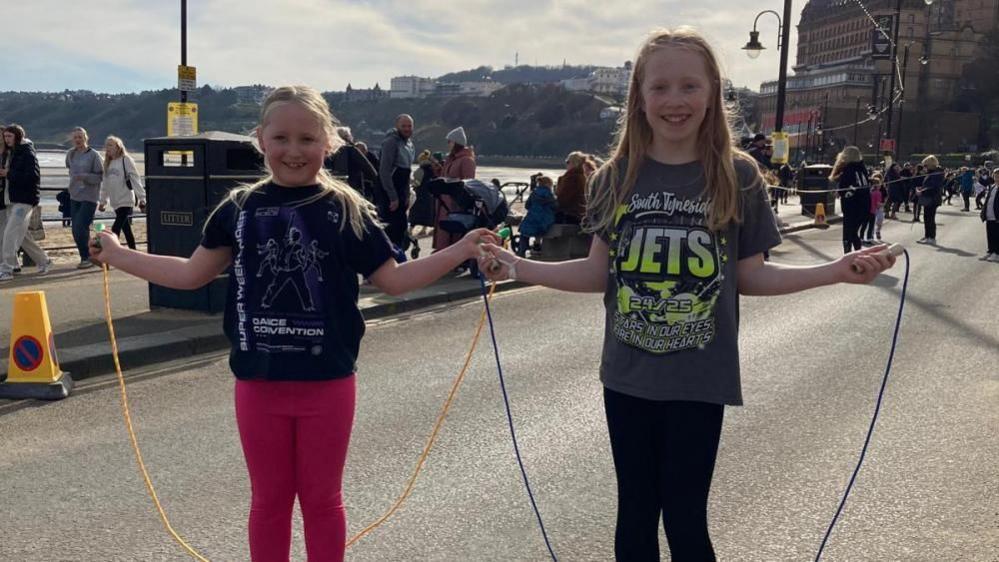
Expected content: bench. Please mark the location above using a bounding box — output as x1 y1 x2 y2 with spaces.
531 223 592 261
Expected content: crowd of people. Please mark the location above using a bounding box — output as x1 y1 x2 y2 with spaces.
323 111 601 264
0 110 609 284
0 123 146 282
829 150 999 260
740 130 999 261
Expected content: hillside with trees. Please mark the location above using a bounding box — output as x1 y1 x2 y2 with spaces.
328 83 617 157
0 82 620 159
437 64 600 85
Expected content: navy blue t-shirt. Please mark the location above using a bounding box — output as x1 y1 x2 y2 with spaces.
201 182 394 381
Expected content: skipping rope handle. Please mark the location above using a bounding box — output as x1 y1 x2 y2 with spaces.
92 222 106 249
479 227 513 274
851 243 904 274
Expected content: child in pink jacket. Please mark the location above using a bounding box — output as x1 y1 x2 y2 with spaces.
865 173 885 244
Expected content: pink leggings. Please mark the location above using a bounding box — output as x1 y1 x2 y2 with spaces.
235 376 356 562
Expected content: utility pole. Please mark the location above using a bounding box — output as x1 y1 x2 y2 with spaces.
873 74 882 150
821 92 830 162
181 0 187 105
854 96 861 146
896 43 910 161
775 0 793 133
884 0 902 151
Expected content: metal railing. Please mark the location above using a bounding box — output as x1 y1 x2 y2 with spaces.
34 169 149 251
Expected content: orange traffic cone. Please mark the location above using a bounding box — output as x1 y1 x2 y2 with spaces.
0 291 73 400
814 202 829 229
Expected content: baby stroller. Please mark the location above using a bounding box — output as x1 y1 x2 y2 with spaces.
428 178 509 274
428 178 509 234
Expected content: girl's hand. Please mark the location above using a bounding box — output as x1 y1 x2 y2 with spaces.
477 243 519 282
458 228 502 260
88 231 122 266
839 244 896 284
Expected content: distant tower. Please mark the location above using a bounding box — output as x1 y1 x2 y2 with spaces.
515 51 519 66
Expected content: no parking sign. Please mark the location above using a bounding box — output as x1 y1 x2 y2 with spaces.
1 291 73 400
12 335 44 372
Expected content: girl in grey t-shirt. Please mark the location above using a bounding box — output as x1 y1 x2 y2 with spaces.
479 29 898 560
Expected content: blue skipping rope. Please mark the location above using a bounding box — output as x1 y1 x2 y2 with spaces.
474 248 910 562
477 275 559 561
815 249 910 561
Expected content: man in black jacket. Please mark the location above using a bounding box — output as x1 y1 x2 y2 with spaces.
326 127 378 201
0 124 51 281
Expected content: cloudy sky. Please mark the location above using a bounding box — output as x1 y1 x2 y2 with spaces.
8 0 807 94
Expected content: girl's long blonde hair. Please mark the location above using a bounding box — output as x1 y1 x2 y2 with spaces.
103 135 128 169
830 145 863 180
213 85 375 237
586 27 758 234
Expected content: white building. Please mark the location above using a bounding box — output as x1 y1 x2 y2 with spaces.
457 81 503 97
590 67 630 97
391 76 504 98
558 64 632 97
390 76 437 99
560 77 591 92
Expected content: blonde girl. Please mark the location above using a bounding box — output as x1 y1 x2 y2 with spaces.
479 28 895 560
99 136 145 249
90 85 499 562
831 146 871 253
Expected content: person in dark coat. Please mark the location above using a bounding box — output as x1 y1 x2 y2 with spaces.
555 151 589 224
915 155 944 244
911 164 926 222
408 150 438 235
747 133 772 171
899 162 914 213
831 145 871 254
959 166 975 212
0 124 51 281
980 169 999 261
326 127 378 201
516 174 556 256
886 162 904 219
976 166 994 210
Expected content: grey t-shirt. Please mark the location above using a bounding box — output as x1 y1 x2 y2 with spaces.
593 157 781 405
65 147 104 203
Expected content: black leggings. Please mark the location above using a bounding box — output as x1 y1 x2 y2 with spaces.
923 205 937 239
111 206 136 249
379 167 411 250
842 208 865 253
604 388 724 562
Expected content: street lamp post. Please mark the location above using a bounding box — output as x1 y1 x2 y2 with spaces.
743 0 793 135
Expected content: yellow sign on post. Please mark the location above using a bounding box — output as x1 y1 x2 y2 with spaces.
178 65 197 91
1 291 73 400
770 131 790 165
167 102 199 137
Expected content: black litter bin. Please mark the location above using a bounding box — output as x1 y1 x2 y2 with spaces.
144 132 265 313
798 164 837 217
